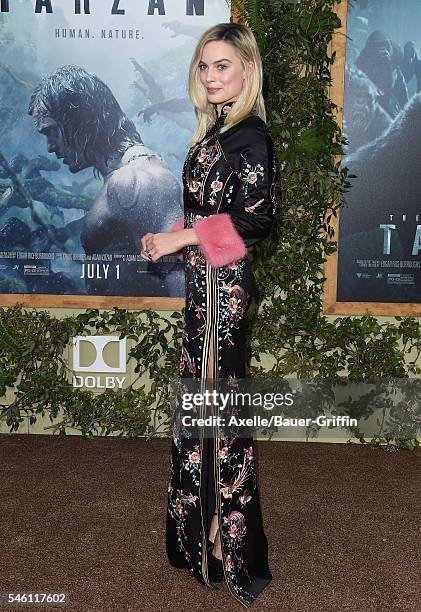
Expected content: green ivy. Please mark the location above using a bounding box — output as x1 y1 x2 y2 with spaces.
0 305 182 438
0 0 420 450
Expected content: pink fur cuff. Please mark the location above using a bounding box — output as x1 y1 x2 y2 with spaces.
193 213 246 268
169 216 185 261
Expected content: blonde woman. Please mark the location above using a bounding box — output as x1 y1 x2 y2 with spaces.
141 22 276 608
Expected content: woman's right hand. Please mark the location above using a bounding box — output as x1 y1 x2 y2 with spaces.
139 229 197 262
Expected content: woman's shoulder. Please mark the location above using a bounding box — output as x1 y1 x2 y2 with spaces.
219 114 273 146
218 114 274 158
224 113 270 133
240 113 269 128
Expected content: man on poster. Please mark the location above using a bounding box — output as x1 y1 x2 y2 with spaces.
29 65 184 296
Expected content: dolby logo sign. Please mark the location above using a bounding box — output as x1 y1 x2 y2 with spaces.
72 335 126 389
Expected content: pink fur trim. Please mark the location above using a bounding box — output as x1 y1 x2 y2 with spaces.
193 213 246 268
169 216 184 261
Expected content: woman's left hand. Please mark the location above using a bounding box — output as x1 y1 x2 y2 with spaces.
140 231 184 262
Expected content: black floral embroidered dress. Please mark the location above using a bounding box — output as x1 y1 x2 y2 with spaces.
166 101 277 608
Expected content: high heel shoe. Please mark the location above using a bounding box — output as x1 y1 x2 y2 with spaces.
207 512 223 583
207 539 223 583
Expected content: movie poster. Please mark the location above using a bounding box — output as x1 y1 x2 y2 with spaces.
337 0 421 303
0 0 230 299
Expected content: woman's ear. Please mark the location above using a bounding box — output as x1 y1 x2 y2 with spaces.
243 60 255 79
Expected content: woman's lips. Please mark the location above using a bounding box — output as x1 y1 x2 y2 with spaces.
207 88 221 94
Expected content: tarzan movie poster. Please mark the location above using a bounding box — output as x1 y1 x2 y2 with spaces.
337 0 421 303
0 0 230 299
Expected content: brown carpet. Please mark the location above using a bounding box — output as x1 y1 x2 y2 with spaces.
0 434 419 612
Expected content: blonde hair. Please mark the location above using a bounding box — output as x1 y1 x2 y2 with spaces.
188 23 266 146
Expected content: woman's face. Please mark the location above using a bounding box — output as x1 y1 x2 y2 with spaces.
198 40 251 113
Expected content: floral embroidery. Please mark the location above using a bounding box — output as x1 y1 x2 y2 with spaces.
189 180 200 193
172 379 195 447
210 179 223 192
222 511 250 584
239 154 264 190
219 448 252 499
245 197 264 213
208 175 224 206
180 338 197 375
198 147 207 163
182 444 201 486
221 103 234 115
185 141 221 206
270 156 277 214
218 266 249 348
247 171 258 184
225 184 234 204
237 152 270 215
239 491 252 507
180 213 248 377
167 475 199 566
168 116 274 607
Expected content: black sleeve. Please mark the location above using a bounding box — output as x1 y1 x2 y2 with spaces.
222 119 278 248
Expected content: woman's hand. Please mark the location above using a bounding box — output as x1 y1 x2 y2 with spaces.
140 228 199 262
140 230 189 262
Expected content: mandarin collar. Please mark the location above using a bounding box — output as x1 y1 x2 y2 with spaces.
215 100 236 119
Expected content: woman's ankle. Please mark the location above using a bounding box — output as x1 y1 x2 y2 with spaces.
212 536 223 561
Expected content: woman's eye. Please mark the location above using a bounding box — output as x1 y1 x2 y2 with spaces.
198 63 227 71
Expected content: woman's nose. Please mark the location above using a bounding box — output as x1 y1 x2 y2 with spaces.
205 68 216 82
